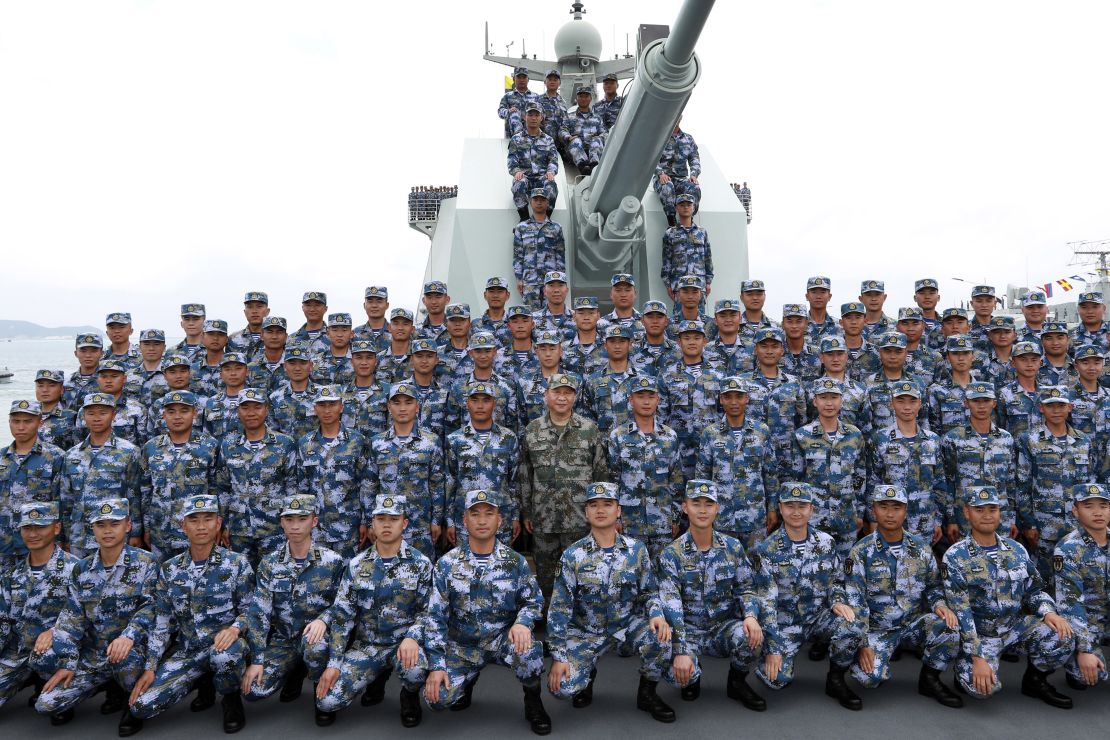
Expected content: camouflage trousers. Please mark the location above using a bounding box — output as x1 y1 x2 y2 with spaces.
568 136 603 167
316 528 361 561
756 610 840 689
131 639 248 719
622 529 675 562
229 531 285 571
511 175 558 210
904 492 942 545
652 175 701 217
549 619 670 698
813 519 859 563
661 620 759 689
0 642 56 708
423 633 543 710
243 634 329 702
719 528 766 556
954 615 1074 698
533 529 589 605
831 613 959 688
402 529 436 562
317 640 428 712
34 645 146 714
147 509 189 563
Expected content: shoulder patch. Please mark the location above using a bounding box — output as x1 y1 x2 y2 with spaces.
1053 554 1064 573
749 552 761 572
843 557 853 575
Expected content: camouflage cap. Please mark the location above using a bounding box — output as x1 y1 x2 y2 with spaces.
181 494 220 520
970 285 995 298
513 66 529 77
162 390 197 408
584 482 619 502
941 307 969 321
34 369 64 383
754 327 784 344
389 380 419 400
1022 290 1048 306
350 339 379 355
302 290 328 304
219 351 248 366
76 333 103 349
105 312 132 325
872 485 908 505
243 291 269 304
485 277 509 290
465 489 499 510
914 278 939 292
604 324 633 340
860 279 885 294
261 316 287 331
389 308 414 322
897 307 924 322
675 275 706 291
891 380 922 399
819 335 847 353
547 373 580 392
546 68 561 79
239 387 269 405
422 280 447 295
1038 386 1071 405
718 376 749 395
573 296 599 310
685 479 718 501
1073 483 1110 502
523 101 543 114
534 330 562 346
601 72 618 82
444 303 471 319
1073 344 1105 361
544 270 568 284
284 344 313 362
468 331 498 350
945 335 975 353
965 485 1004 507
467 381 496 398
675 319 706 335
782 303 807 319
741 279 766 293
410 338 439 354
89 499 128 523
714 299 740 314
161 354 192 369
611 272 635 286
806 276 831 290
327 312 353 327
365 285 389 299
642 300 668 315
840 301 866 316
314 385 343 404
97 358 128 374
372 494 406 517
1040 321 1068 335
965 381 996 400
877 332 908 349
280 493 318 517
812 378 843 396
529 187 549 200
203 319 229 334
1012 340 1042 357
506 305 532 319
139 328 166 342
20 501 59 527
987 316 1015 332
675 193 695 204
574 84 594 96
780 482 816 504
1079 291 1105 305
9 399 41 416
628 375 657 393
180 303 206 317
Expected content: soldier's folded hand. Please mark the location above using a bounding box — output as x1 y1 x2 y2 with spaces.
857 646 876 674
742 616 763 649
33 627 54 654
1043 612 1072 639
213 625 240 651
241 664 264 694
316 667 340 698
509 623 533 654
1077 651 1104 686
971 655 995 695
42 668 75 694
398 637 421 669
303 618 327 644
673 655 695 686
650 616 671 643
763 653 782 682
832 603 855 622
547 661 569 693
130 670 155 706
106 636 134 663
934 605 958 630
425 670 450 704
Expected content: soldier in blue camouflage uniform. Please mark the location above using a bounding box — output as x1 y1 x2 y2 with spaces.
498 304 541 376
508 102 559 217
743 327 807 480
63 333 104 410
34 369 77 450
581 324 642 435
104 312 141 371
837 302 881 383
661 194 712 292
437 303 474 385
228 291 270 360
216 387 301 567
33 499 159 733
308 495 431 727
631 300 682 376
173 303 207 361
366 381 446 560
518 329 576 423
129 328 169 407
1015 386 1092 582
898 307 944 383
913 278 946 351
780 303 822 383
804 276 838 344
423 490 551 735
704 299 748 373
605 376 683 559
445 332 522 436
791 378 867 560
290 291 331 358
604 273 644 339
311 313 355 387
1016 289 1048 345
1068 345 1108 446
1 401 64 559
61 393 143 558
146 354 207 440
867 381 945 544
405 338 451 443
1053 483 1110 690
538 69 566 141
1039 322 1077 387
247 316 289 392
978 316 1017 387
202 351 249 440
472 277 513 348
341 338 389 440
268 344 320 441
996 340 1043 437
417 281 452 347
967 285 998 352
661 320 725 481
560 297 607 379
76 358 147 447
695 377 778 550
808 335 871 431
560 85 607 174
193 319 230 399
377 308 415 385
1071 290 1110 357
241 494 343 719
128 494 253 732
594 72 623 129
532 271 576 341
497 67 540 138
653 121 701 224
942 485 1075 706
863 332 928 433
0 502 78 723
547 482 675 723
354 286 391 352
926 335 978 436
858 281 894 343
657 480 768 710
668 275 715 339
140 391 220 562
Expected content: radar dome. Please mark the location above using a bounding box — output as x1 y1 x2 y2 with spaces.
554 18 602 62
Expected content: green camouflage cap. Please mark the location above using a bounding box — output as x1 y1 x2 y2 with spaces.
547 373 580 392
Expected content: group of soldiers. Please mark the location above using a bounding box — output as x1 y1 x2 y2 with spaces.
2 270 1110 736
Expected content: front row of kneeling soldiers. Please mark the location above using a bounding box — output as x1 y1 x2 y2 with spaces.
2 472 1107 737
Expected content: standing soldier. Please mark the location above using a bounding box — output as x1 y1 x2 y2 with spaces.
657 480 768 710
1071 290 1109 355
418 282 452 346
604 273 644 338
560 85 606 175
354 286 391 352
423 490 550 735
34 370 76 450
308 495 432 727
561 297 608 380
967 285 997 352
63 333 104 410
1068 345 1108 445
632 300 682 376
805 276 838 343
926 335 978 437
858 281 894 342
148 355 207 440
104 312 141 370
653 120 701 226
661 194 712 296
898 308 944 383
473 277 513 348
193 319 230 399
809 335 871 433
377 308 415 385
228 291 270 361
661 320 724 481
202 352 249 441
290 291 330 358
130 329 169 407
497 67 540 138
863 332 927 434
1017 289 1048 344
519 373 609 605
174 303 207 360
738 280 777 348
438 303 474 385
538 70 566 142
942 485 1075 706
546 482 675 723
1 401 64 559
593 72 623 129
445 332 521 436
913 279 945 350
978 316 1016 387
996 341 1043 437
706 299 747 373
405 338 451 444
532 271 576 341
341 339 389 440
513 201 566 313
581 325 641 435
268 344 320 442
81 358 147 447
837 302 881 383
781 304 822 384
34 499 159 735
508 103 559 221
1039 322 1077 386
311 313 355 387
743 327 807 480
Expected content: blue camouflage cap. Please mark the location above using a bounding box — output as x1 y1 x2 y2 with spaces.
611 273 635 286
965 485 1004 507
872 485 908 504
546 68 561 78
897 307 924 322
390 308 414 322
9 399 41 416
675 193 695 204
965 381 996 400
89 498 128 523
467 381 497 397
284 344 313 361
239 387 269 405
604 324 633 340
422 280 447 295
1012 340 1042 357
877 332 908 349
1038 386 1071 405
642 300 668 315
261 316 287 330
970 285 995 298
372 494 406 517
34 369 64 383
675 275 705 291
807 276 831 290
547 373 580 392
1079 291 1105 305
203 319 229 334
987 316 1015 331
1022 290 1048 306
350 339 378 355
139 328 165 342
812 378 843 396
754 327 784 344
941 307 969 320
486 277 509 290
75 333 103 349
719 376 749 395
741 279 766 293
302 291 327 304
544 270 568 284
945 335 975 353
819 335 847 353
1074 344 1105 361
602 72 618 81
389 380 418 399
1073 483 1110 502
675 319 706 335
161 354 192 370
244 291 269 304
97 358 128 373
20 501 59 526
524 101 543 114
410 338 438 354
181 494 220 520
685 479 718 501
628 375 657 393
506 305 532 318
529 187 549 200
914 278 939 292
1041 321 1068 335
314 385 343 403
468 331 498 350
465 489 499 510
574 84 594 96
534 330 562 346
327 312 353 327
840 301 865 316
105 312 132 325
365 285 389 299
782 303 807 319
220 351 248 366
180 303 206 317
860 279 885 294
573 296 599 310
892 380 921 399
780 482 816 504
513 66 529 77
714 299 740 314
162 390 197 407
280 493 318 517
584 482 619 502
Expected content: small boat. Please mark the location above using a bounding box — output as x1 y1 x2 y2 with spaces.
0 367 12 383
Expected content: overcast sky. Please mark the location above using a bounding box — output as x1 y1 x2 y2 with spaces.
1 0 1108 334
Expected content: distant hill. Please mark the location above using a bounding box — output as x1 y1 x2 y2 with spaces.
0 320 101 339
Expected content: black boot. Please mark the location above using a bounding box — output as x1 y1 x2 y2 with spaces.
824 664 862 710
726 667 766 711
523 685 551 736
517 207 530 222
808 641 830 661
50 708 75 726
636 676 676 723
118 709 144 737
399 687 422 728
279 660 308 703
360 667 392 707
102 680 127 714
1065 674 1089 691
190 672 216 712
222 692 246 733
1000 648 1020 663
1020 664 1073 709
449 673 479 711
572 668 596 708
680 678 700 701
25 674 45 707
917 666 963 708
